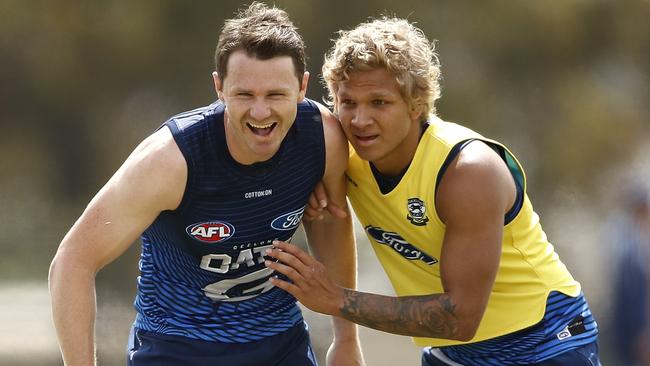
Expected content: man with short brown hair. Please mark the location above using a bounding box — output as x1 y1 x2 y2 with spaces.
50 3 363 365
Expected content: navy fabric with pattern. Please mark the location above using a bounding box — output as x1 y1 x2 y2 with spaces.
132 99 325 343
431 291 599 365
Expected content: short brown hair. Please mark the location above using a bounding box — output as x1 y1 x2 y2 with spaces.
322 17 441 119
215 2 306 83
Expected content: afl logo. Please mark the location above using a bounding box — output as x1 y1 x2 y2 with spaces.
271 207 305 231
186 221 235 243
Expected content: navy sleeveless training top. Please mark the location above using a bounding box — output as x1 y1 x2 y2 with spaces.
133 99 325 343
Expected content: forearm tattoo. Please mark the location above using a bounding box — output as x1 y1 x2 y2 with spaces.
340 289 459 338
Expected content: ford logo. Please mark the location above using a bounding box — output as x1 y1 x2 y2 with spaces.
271 207 305 231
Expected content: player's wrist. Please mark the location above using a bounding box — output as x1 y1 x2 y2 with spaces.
332 335 361 344
330 312 360 342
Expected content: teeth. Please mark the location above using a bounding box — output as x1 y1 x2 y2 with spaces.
247 122 274 129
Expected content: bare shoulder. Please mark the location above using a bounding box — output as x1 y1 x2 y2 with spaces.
312 102 349 207
436 140 515 223
452 140 509 176
135 127 185 170
316 102 347 148
111 126 187 212
55 127 187 269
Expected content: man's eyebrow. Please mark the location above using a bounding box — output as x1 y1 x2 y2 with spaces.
231 87 293 94
337 90 395 99
368 90 395 98
267 88 293 94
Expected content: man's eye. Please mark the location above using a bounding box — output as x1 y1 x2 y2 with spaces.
373 99 387 105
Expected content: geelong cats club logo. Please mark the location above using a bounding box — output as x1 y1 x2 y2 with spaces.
186 221 235 243
407 197 429 226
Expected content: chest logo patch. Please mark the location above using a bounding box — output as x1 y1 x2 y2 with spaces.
407 197 429 226
186 221 235 243
271 207 305 231
365 225 438 265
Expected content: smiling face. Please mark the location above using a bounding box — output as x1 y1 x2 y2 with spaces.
214 50 308 165
336 67 423 175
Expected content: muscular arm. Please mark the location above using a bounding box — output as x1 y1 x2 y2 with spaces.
269 141 515 341
303 104 356 291
48 127 186 366
340 291 457 338
339 141 515 340
302 104 362 363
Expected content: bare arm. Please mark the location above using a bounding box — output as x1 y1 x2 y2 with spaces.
269 141 515 341
48 127 186 366
301 104 363 364
303 180 348 221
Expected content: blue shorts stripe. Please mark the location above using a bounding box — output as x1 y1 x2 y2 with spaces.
428 292 599 365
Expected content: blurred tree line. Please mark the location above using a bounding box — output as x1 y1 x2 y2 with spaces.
0 0 648 312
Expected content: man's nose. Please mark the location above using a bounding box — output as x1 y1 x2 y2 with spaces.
249 99 272 121
351 106 372 128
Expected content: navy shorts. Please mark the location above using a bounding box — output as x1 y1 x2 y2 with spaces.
422 339 601 366
127 322 317 366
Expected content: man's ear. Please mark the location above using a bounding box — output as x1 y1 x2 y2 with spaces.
298 71 310 102
410 102 424 122
212 71 223 100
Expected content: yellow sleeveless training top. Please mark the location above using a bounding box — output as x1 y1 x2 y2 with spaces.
346 117 580 347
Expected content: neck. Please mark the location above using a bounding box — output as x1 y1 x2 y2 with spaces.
371 121 426 175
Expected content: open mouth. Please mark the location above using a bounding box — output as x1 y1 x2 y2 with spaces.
356 135 377 141
247 121 278 137
355 134 378 144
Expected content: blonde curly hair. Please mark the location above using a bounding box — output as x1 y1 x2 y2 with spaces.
322 17 441 119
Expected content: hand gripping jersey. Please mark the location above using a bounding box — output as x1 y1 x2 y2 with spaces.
133 99 325 343
346 116 583 348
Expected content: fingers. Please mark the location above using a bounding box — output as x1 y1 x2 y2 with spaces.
313 181 328 209
269 240 316 265
304 181 328 221
266 258 303 281
265 241 324 287
303 181 349 221
304 201 323 221
265 241 342 317
326 201 348 218
268 275 300 296
265 252 311 296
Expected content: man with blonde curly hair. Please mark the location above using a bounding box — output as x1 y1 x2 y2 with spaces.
266 17 601 365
